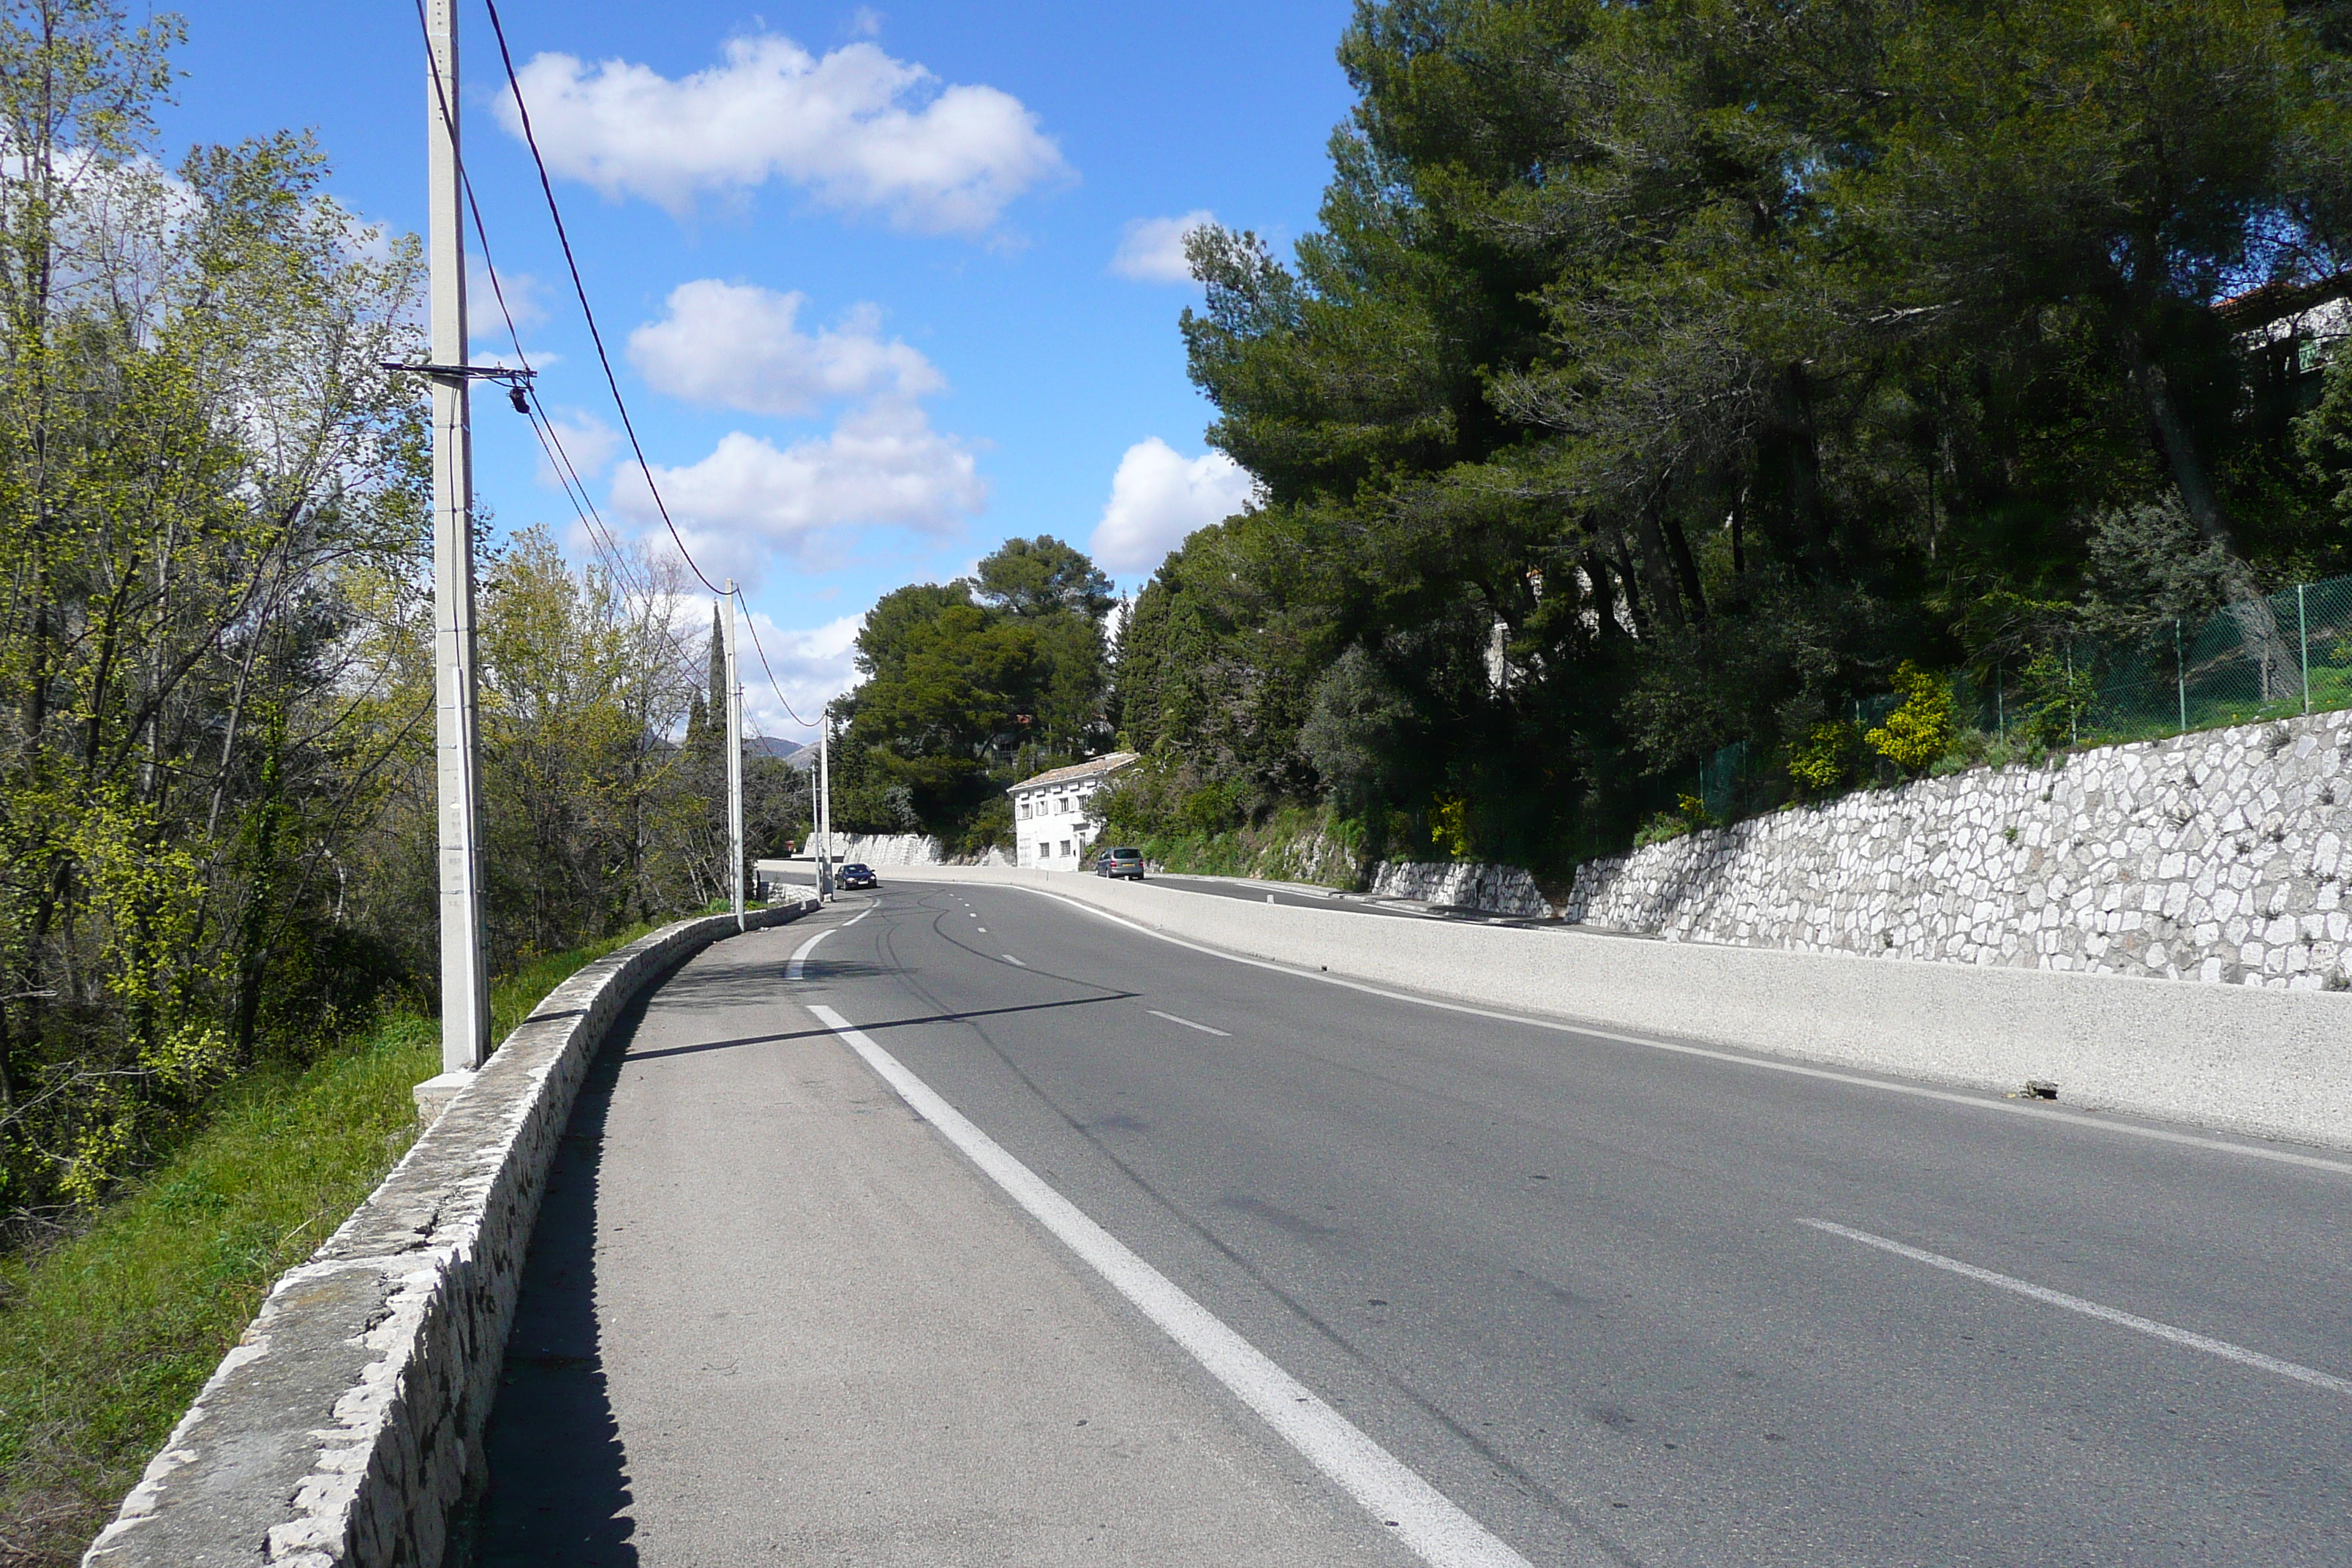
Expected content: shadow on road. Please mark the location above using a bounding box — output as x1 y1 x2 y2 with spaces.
621 990 1141 1063
469 1009 641 1567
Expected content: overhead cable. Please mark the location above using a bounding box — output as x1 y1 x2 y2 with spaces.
478 0 725 595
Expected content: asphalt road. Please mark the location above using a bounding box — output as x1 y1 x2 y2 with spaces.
766 864 1442 921
482 881 2351 1567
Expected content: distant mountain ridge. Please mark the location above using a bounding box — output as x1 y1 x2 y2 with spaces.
747 736 818 771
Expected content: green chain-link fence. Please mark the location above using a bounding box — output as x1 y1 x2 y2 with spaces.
1692 570 2352 824
1969 573 2352 747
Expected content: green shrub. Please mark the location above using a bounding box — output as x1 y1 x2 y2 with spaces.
1428 796 1471 858
1634 794 1715 848
1787 719 1858 795
1866 660 1956 774
2018 649 2097 748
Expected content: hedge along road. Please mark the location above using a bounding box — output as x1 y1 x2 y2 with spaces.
481 881 2352 1567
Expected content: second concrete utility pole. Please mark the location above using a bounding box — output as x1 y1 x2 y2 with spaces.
724 584 745 930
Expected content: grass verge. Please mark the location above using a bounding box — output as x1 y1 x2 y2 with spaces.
1136 805 1366 888
0 918 666 1568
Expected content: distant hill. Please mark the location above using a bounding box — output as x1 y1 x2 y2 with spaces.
747 736 818 771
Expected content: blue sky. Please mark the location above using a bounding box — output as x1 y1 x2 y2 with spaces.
156 1 1357 738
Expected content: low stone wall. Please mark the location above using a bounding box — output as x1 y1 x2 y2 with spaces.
1565 710 2351 990
82 901 819 1568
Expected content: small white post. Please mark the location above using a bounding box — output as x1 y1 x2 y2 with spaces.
723 584 744 930
2299 583 2311 717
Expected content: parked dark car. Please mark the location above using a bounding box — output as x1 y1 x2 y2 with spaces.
1093 846 1145 881
836 862 878 890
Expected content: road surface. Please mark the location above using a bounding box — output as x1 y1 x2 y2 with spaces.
478 880 2351 1566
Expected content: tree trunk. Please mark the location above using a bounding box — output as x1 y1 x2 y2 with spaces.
1582 550 1625 643
1662 510 1708 622
1607 531 1651 639
2114 312 2289 698
1771 362 1836 568
1632 504 1688 632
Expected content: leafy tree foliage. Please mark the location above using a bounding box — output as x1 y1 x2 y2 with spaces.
1109 0 2352 870
0 2 773 1228
832 538 1115 851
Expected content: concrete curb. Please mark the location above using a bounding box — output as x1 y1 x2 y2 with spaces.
894 867 2351 1153
82 900 820 1568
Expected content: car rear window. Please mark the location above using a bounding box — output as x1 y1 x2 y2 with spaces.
1112 848 1141 857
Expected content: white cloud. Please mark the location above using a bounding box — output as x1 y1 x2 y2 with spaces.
611 399 985 568
628 280 941 417
468 261 549 334
1110 211 1213 283
498 34 1068 235
740 610 863 740
1089 437 1256 573
534 406 619 489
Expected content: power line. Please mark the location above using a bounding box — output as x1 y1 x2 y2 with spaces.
736 602 815 728
408 0 654 612
478 0 725 596
431 0 826 740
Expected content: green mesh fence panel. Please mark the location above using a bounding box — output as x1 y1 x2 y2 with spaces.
1680 572 2352 826
1699 739 1751 821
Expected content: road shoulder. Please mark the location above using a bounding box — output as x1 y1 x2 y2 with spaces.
478 911 1414 1567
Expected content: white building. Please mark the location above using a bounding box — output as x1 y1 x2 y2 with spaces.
1009 752 1138 870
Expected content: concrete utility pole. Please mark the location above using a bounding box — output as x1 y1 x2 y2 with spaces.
426 0 489 1074
818 706 832 901
724 584 745 930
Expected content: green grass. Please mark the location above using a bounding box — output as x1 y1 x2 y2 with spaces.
0 919 666 1567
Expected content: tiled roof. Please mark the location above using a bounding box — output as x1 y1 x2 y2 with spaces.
1007 751 1139 793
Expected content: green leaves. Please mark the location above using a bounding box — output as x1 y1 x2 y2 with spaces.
1112 0 2352 872
838 538 1115 848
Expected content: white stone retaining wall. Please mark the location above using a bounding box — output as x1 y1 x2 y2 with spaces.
83 900 819 1568
828 833 946 866
781 835 1012 869
1564 710 2352 990
1368 860 1552 918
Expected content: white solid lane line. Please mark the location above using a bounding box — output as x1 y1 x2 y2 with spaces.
1801 1219 2352 1397
786 927 833 981
1002 954 1026 966
845 909 871 926
804 1002 1534 1568
1148 1009 1231 1038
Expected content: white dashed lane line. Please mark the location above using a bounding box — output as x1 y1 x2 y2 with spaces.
1802 1220 2352 1397
1002 954 1026 966
1147 1009 1230 1038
